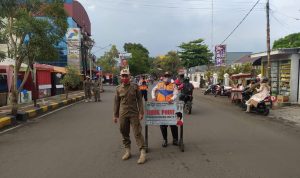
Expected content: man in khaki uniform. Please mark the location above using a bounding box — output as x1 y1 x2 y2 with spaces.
113 69 147 164
83 76 92 102
92 78 101 102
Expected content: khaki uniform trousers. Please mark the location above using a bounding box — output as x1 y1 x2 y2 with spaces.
93 89 100 101
85 89 92 99
119 115 145 150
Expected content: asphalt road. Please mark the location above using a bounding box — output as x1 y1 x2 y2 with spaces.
1 86 300 178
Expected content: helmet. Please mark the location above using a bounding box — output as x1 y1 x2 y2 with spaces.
184 77 190 82
175 79 181 85
120 69 130 75
261 77 268 83
164 71 171 77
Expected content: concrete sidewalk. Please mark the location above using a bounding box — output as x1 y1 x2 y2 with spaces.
268 105 300 126
196 88 300 126
0 90 85 129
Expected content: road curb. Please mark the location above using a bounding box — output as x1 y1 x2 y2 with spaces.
0 95 84 130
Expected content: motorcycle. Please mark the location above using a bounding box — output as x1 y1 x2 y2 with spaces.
241 89 272 116
204 84 217 95
179 94 193 114
215 85 232 97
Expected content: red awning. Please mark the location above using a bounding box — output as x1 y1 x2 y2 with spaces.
34 64 54 71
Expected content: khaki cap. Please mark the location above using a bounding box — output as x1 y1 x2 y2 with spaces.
120 69 130 75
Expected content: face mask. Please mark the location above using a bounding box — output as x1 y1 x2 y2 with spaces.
164 78 171 84
121 78 130 84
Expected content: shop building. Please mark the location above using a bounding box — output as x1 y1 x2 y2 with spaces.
40 0 92 75
251 48 300 104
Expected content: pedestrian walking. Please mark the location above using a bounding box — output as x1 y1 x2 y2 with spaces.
113 69 147 164
151 71 179 147
83 76 92 102
92 77 101 102
139 76 148 101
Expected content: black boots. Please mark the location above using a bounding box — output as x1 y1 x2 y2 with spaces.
162 140 168 147
173 140 178 146
162 140 178 147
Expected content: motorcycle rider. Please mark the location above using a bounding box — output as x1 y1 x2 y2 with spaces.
245 77 270 112
178 77 194 102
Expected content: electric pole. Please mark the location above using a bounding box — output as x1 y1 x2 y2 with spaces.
266 0 271 80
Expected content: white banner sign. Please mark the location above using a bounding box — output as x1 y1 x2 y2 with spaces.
145 101 184 125
66 28 81 70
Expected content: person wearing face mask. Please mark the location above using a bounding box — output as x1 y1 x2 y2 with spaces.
151 71 179 147
113 69 147 164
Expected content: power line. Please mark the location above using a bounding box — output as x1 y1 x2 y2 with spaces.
270 13 291 33
270 9 299 32
211 0 214 52
220 0 261 44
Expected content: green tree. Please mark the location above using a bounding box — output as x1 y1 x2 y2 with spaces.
273 32 300 49
152 51 183 76
61 65 81 99
96 45 119 75
123 43 150 76
178 38 213 69
0 0 68 114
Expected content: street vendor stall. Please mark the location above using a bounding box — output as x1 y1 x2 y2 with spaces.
0 58 29 105
230 73 253 103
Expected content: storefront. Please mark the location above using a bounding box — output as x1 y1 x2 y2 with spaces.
0 58 29 105
52 66 66 96
251 48 300 104
35 64 54 99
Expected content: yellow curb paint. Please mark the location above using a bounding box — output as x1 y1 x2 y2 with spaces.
26 110 37 118
51 103 59 109
63 100 68 105
41 106 48 112
0 117 11 128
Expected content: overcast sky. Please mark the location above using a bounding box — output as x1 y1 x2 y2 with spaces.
77 0 300 57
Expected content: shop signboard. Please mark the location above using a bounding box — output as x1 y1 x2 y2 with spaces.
215 44 226 66
145 101 184 126
66 28 81 70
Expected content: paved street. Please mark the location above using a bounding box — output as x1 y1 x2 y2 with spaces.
1 86 300 178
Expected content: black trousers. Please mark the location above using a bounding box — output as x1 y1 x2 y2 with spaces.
140 90 148 101
160 125 178 141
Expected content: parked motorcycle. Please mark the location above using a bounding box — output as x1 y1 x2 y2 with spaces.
241 89 272 116
215 85 232 97
204 84 217 95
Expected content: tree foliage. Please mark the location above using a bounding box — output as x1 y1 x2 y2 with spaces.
96 45 119 74
178 38 213 69
60 65 81 99
152 51 183 77
0 0 67 114
123 43 150 76
204 62 259 84
273 32 300 49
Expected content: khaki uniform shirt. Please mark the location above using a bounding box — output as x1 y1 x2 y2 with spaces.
83 80 92 90
114 83 144 118
93 80 100 91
